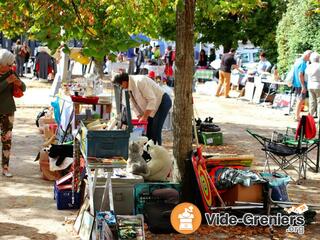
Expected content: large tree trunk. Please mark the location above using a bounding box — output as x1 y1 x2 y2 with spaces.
93 59 105 79
174 0 195 201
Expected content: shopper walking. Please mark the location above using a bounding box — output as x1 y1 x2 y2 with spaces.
292 50 312 121
13 39 27 77
306 52 320 118
215 48 241 98
0 49 26 177
113 72 172 145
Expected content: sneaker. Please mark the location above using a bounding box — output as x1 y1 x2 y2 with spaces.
2 168 13 177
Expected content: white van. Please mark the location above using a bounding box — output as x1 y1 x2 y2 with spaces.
236 48 261 71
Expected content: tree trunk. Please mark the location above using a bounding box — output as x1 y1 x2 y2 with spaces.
174 0 195 201
93 59 105 79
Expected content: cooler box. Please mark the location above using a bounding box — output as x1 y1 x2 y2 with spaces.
94 174 144 215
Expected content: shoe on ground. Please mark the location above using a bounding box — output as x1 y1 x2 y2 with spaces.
2 168 13 177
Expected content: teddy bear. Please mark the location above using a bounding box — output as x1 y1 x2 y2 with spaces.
126 138 149 176
142 140 173 181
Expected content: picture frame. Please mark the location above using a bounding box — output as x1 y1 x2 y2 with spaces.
74 196 90 233
79 210 94 240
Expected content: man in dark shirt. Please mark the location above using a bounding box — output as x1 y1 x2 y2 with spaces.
215 48 240 98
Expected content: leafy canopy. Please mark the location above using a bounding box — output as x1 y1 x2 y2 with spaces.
276 0 320 72
0 0 172 60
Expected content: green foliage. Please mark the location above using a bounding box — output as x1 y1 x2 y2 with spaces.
0 0 172 60
276 0 320 73
196 0 287 63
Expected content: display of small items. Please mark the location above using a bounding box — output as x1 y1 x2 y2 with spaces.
95 212 145 240
62 75 104 97
195 117 223 146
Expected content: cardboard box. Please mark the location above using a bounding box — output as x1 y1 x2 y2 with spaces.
221 183 263 205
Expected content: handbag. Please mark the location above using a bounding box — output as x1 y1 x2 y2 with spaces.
13 84 24 98
0 70 24 98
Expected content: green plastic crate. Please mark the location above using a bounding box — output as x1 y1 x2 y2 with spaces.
201 131 223 145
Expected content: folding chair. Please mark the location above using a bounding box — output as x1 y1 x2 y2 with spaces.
283 127 320 173
246 119 309 183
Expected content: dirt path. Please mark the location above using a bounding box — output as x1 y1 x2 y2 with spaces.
0 107 78 240
0 80 319 239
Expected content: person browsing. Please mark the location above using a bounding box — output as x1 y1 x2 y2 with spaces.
0 49 26 177
215 48 242 98
113 73 172 145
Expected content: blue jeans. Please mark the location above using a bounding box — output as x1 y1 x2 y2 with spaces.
147 93 172 145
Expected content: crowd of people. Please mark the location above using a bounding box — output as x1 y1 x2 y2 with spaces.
195 46 320 123
1 39 56 81
111 44 176 87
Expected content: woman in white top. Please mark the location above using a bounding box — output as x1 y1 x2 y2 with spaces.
113 72 172 145
306 52 320 118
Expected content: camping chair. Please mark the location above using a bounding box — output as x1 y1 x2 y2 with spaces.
283 127 320 173
246 118 311 183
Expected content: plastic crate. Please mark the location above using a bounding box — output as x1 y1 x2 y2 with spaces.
80 90 132 159
81 123 130 159
132 119 148 134
201 131 223 145
130 127 144 141
134 183 181 214
54 183 81 210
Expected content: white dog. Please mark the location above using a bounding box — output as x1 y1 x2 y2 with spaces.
142 140 173 181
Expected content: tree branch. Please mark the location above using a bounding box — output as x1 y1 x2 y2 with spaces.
70 0 96 36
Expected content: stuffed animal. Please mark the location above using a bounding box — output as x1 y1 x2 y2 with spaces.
126 141 149 176
143 140 173 181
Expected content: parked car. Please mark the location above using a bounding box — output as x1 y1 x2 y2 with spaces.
236 48 260 71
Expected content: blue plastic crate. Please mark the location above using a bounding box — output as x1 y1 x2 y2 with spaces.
54 183 81 210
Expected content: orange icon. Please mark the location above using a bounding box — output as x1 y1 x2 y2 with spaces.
170 202 202 234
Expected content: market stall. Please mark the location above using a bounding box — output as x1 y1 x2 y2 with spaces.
34 54 320 240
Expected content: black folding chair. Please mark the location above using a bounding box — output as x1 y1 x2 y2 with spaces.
247 121 309 183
